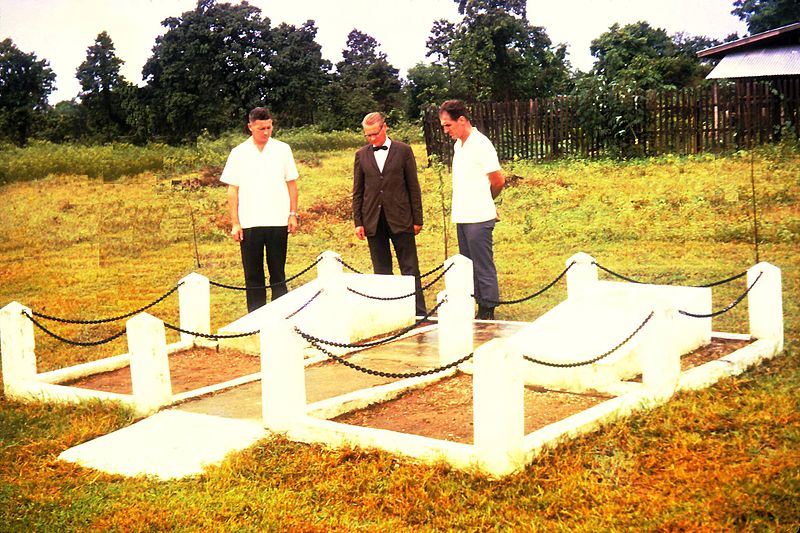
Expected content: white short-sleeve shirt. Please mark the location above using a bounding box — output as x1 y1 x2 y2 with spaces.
451 128 501 223
220 136 299 228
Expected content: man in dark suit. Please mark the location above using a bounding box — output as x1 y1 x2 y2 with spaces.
352 112 426 316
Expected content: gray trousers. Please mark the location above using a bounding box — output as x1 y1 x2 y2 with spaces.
456 219 499 306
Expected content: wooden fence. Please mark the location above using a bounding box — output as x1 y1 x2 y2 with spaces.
423 79 800 165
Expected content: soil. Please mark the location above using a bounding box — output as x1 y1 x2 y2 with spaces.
66 337 751 443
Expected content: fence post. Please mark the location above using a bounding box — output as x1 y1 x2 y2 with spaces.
473 338 524 477
315 250 351 345
566 252 598 299
127 313 172 414
438 254 474 366
0 302 36 393
747 262 783 352
261 311 306 432
178 273 212 347
640 306 681 399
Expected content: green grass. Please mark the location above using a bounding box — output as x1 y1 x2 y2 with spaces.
0 138 798 531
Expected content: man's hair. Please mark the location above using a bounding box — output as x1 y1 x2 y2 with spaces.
362 111 384 129
439 100 470 122
248 107 272 123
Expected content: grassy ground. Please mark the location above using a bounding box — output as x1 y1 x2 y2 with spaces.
1 138 798 531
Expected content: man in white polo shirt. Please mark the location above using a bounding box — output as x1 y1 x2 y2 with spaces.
221 107 299 313
439 100 505 320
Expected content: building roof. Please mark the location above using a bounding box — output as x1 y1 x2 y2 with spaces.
698 21 800 59
706 45 800 78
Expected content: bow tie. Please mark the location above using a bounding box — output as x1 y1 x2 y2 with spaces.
372 145 388 152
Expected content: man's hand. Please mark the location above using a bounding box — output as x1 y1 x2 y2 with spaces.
230 223 243 242
355 226 366 240
288 214 298 234
414 224 422 235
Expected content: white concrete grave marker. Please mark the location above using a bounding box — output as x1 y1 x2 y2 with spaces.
126 312 172 414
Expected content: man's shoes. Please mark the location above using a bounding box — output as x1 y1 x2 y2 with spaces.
475 306 495 320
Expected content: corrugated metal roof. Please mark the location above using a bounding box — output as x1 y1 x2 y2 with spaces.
706 45 800 78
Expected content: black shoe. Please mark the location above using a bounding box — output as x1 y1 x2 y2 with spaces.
476 306 495 320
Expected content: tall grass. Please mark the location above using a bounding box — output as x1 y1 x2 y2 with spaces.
0 139 798 530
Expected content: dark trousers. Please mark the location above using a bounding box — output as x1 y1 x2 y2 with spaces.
366 210 427 316
240 226 288 313
456 220 499 307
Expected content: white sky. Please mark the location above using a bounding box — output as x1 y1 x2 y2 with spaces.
0 0 749 104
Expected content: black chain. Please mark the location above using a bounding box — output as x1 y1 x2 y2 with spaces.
523 311 654 368
593 261 750 288
420 263 444 278
294 298 445 350
209 258 321 291
284 289 323 319
346 263 453 301
22 311 127 346
301 332 474 379
679 271 763 318
475 261 575 307
163 322 258 339
31 283 182 324
336 257 365 274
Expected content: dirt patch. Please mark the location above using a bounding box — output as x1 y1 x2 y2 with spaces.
65 347 260 395
64 337 751 442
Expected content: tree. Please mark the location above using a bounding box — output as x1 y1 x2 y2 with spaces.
590 22 716 91
404 62 450 119
0 38 55 146
76 31 129 141
266 21 331 126
424 0 570 102
142 0 272 143
732 0 800 35
320 29 402 130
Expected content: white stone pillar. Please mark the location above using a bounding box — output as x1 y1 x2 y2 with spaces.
178 272 212 347
747 262 783 352
640 306 681 399
261 311 306 432
0 302 37 393
566 252 598 299
438 255 474 366
315 250 351 345
127 313 172 414
473 338 524 477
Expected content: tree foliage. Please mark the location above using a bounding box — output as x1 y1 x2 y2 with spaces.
76 31 129 141
142 0 272 143
0 38 55 146
266 21 331 126
732 0 800 35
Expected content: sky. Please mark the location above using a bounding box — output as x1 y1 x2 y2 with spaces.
0 0 750 104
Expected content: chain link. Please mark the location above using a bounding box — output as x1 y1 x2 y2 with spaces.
523 311 654 368
22 311 127 346
209 257 321 291
301 332 474 379
346 263 453 301
593 261 750 288
31 283 182 324
475 261 575 307
679 271 762 318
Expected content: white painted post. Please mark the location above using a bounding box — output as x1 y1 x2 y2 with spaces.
178 273 212 347
473 338 524 477
261 311 306 432
747 262 783 352
315 250 351 345
0 302 37 393
438 254 475 366
640 305 681 399
566 252 598 299
127 313 172 414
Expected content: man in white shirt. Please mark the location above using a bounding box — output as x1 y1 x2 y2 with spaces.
439 100 505 320
221 107 299 312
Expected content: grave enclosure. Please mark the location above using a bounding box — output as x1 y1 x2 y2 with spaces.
0 251 784 479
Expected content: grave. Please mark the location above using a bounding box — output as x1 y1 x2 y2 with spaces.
0 251 784 479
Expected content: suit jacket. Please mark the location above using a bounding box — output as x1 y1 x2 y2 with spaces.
352 140 423 236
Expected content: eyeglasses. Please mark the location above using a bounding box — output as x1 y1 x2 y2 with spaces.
363 123 385 138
